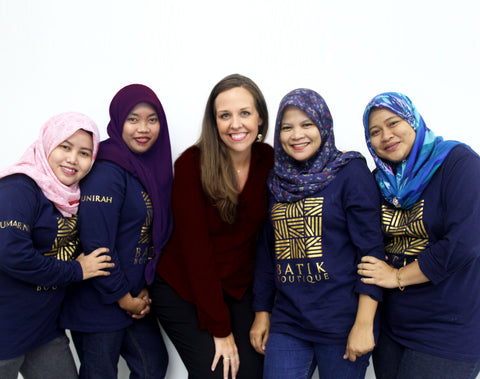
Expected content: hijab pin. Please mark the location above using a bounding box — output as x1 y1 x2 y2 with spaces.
393 197 401 208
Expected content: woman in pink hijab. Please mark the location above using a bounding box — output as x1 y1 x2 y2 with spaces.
0 112 114 379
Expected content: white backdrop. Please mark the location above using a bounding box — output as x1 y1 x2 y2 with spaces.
2 0 479 378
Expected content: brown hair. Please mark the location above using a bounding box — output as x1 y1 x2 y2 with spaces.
197 74 269 224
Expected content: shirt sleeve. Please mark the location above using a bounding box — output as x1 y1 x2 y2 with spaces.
252 218 276 312
343 160 384 302
0 175 82 287
78 162 131 303
418 146 480 284
171 150 231 337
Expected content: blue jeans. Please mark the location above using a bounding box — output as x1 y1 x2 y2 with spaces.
71 315 168 379
0 335 78 379
373 332 480 379
264 332 370 379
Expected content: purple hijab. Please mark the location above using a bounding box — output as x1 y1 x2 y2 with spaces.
98 84 173 284
268 88 363 203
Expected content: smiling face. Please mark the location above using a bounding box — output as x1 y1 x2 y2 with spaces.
368 108 416 163
279 105 322 161
48 129 94 186
214 86 262 156
122 102 160 155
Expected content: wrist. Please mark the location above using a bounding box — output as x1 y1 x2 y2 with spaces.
397 267 405 291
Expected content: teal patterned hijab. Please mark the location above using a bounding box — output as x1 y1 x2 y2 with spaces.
363 92 461 209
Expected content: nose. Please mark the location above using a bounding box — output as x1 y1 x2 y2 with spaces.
66 151 78 164
382 128 393 141
137 120 149 132
231 114 241 129
291 126 303 139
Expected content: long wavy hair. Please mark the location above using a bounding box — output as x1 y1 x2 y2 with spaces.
197 74 269 224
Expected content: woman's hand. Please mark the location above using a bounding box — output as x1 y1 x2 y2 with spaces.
118 291 151 318
249 311 270 355
76 247 113 280
357 256 397 288
212 333 239 379
344 320 375 362
130 287 152 319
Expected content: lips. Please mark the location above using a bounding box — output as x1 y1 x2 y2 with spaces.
230 132 248 141
61 166 77 176
291 142 309 151
134 137 150 144
384 142 400 152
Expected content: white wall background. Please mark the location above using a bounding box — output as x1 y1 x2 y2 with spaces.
2 0 479 378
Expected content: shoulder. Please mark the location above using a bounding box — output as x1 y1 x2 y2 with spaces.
0 173 39 196
80 160 127 191
174 145 200 171
339 157 371 177
441 144 480 174
252 142 274 169
0 174 41 215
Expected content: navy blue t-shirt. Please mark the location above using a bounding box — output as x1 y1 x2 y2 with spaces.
0 174 82 359
60 160 154 332
253 158 384 344
379 145 480 361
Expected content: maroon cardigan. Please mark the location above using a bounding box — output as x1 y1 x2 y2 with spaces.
157 143 273 337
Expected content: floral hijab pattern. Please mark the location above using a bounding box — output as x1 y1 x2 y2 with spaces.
268 88 362 203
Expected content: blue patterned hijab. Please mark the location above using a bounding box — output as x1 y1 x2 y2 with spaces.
363 92 461 209
268 88 363 203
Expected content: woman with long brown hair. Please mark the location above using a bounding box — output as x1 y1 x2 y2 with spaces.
151 74 273 379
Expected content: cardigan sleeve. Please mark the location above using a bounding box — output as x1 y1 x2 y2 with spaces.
171 148 231 337
418 146 480 284
343 159 384 302
78 162 131 304
0 175 82 287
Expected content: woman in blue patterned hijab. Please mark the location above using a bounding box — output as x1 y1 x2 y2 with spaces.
268 88 362 202
363 92 460 209
359 92 480 379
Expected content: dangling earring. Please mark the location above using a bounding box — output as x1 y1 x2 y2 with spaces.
256 134 263 141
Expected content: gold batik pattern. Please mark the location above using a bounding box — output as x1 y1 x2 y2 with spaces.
45 215 79 261
138 191 153 244
382 200 429 263
272 198 323 260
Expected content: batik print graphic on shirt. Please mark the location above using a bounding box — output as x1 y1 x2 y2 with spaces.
272 198 330 284
44 215 79 262
382 200 429 268
134 191 154 265
39 215 79 291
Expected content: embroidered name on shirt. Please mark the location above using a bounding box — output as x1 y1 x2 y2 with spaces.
382 200 429 266
0 220 30 232
81 195 113 203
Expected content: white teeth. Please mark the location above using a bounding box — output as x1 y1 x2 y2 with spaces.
63 167 76 173
231 133 247 141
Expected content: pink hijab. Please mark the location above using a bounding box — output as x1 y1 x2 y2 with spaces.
0 112 100 217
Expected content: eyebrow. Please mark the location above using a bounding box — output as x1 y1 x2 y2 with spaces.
368 115 399 130
62 139 93 152
217 106 252 113
128 112 158 117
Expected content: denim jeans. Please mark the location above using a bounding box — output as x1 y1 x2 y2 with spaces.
71 315 168 379
373 332 480 379
0 335 78 379
264 332 370 379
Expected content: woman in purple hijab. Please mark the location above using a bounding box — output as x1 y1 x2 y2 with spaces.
60 84 173 379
